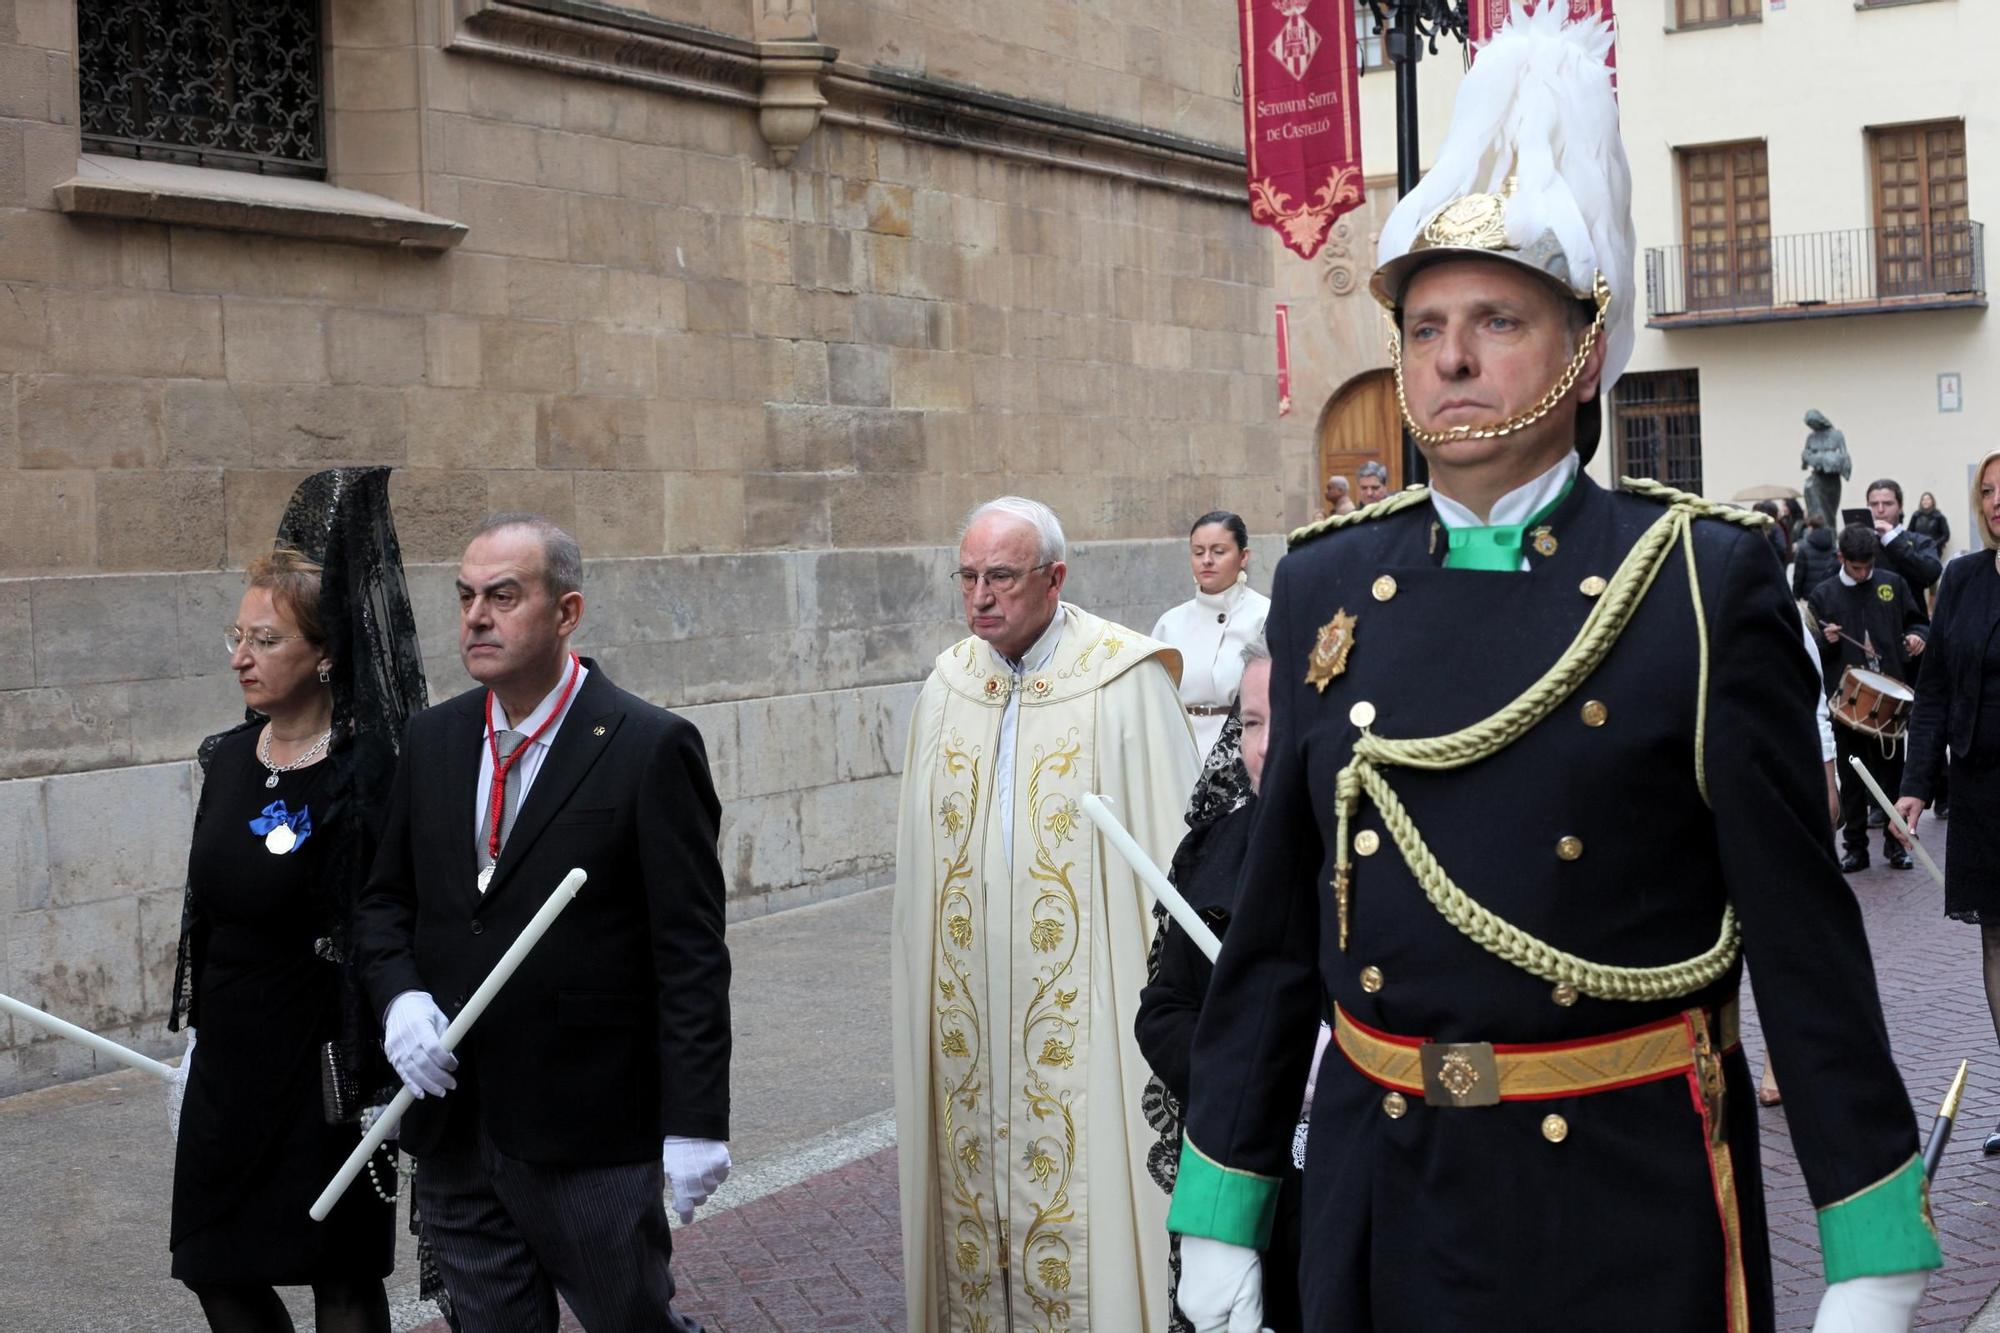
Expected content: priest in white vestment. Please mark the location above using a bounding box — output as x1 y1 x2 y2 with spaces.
893 496 1201 1333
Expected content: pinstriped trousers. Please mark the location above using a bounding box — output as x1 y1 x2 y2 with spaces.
414 1128 702 1333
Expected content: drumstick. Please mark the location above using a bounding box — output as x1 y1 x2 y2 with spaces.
1845 756 1945 888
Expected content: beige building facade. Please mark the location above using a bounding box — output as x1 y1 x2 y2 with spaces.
0 0 1299 1090
1616 0 1990 544
1282 2 1992 550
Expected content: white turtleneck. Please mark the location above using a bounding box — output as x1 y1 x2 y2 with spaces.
1150 577 1271 759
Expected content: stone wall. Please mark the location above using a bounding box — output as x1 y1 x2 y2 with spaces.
0 534 1279 1093
0 0 1307 1090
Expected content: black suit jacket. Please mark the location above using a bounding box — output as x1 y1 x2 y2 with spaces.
1181 476 1918 1326
1879 527 1942 595
1904 551 2000 802
354 661 730 1165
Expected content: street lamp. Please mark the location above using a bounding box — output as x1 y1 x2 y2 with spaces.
1361 0 1471 486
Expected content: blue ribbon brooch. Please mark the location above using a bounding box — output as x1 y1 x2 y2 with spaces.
250 801 313 855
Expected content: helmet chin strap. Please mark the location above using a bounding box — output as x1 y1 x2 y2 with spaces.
1389 273 1611 446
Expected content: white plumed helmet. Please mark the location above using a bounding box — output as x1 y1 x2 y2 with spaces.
1368 3 1634 460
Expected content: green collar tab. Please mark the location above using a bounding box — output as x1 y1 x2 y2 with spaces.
1443 479 1574 572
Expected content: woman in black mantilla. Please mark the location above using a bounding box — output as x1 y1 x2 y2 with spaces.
1135 641 1311 1333
165 469 427 1332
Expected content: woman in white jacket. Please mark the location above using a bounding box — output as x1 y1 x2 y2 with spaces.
1151 511 1270 760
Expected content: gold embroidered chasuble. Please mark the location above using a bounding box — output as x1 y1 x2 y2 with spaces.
892 604 1200 1333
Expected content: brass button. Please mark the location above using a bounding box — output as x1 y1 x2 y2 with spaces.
1383 1091 1408 1119
1579 575 1608 598
1360 965 1384 993
1354 829 1380 857
1348 700 1377 729
1542 1113 1569 1143
1552 983 1579 1007
1556 836 1583 862
1581 700 1607 728
1372 575 1398 602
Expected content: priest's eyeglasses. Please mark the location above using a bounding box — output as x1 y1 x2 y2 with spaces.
225 627 307 655
953 563 1052 594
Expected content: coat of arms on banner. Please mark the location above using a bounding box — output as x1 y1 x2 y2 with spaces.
1270 0 1322 81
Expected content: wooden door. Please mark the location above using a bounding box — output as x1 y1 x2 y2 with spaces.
1317 369 1401 511
1871 120 1972 296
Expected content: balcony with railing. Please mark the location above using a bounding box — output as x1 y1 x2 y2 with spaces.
1644 221 1986 327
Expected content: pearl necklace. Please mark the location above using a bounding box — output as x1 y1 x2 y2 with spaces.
258 724 332 789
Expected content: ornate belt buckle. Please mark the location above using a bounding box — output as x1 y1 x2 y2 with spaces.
1419 1041 1501 1108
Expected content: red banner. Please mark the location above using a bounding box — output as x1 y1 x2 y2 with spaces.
1275 304 1293 416
1239 0 1364 260
1469 0 1616 71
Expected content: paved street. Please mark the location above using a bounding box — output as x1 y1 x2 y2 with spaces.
13 847 2000 1331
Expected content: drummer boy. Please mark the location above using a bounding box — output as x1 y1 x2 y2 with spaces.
1806 523 1929 871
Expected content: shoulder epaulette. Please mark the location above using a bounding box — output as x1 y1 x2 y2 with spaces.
1619 476 1770 530
1288 485 1431 549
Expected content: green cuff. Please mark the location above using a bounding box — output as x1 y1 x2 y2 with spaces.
1165 1136 1282 1250
1817 1154 1944 1283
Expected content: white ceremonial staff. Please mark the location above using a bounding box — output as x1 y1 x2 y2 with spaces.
0 991 176 1080
1079 793 1223 964
310 867 589 1221
1845 755 1946 889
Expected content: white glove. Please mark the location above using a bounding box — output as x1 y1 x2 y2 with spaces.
166 1028 195 1142
1178 1235 1263 1333
661 1136 732 1224
383 991 457 1099
1811 1272 1927 1332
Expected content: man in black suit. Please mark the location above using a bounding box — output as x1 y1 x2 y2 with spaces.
1867 478 1944 600
354 514 730 1333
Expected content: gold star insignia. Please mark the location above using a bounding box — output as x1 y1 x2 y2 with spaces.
1306 609 1358 693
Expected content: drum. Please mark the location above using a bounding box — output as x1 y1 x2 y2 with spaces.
1831 667 1914 739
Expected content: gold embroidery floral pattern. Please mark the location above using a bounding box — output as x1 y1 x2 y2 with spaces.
932 730 997 1326
1020 730 1086 1329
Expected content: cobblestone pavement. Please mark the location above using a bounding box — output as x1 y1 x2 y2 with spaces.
1747 826 2000 1331
407 833 2000 1333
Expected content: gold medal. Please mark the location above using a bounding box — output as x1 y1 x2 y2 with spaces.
1306 609 1359 693
264 824 297 855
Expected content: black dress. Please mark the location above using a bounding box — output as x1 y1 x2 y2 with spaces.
1903 553 2000 923
170 729 395 1284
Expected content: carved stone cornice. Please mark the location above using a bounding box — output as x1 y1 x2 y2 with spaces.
442 0 1244 198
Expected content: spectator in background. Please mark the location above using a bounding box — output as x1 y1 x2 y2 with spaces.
1868 477 1944 601
1911 490 1952 557
1897 451 2000 1151
1792 512 1840 602
1355 460 1391 506
1322 475 1355 518
1152 511 1271 759
1753 499 1792 567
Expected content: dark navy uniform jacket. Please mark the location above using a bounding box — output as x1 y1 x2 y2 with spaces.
1178 473 1926 1331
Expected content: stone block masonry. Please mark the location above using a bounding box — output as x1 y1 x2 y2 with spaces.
0 537 1277 1094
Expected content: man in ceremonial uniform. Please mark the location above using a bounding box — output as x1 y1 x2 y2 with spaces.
1807 524 1929 872
892 496 1201 1332
1167 9 1941 1332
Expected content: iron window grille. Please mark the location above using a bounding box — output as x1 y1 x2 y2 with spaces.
78 0 325 178
1613 370 1704 497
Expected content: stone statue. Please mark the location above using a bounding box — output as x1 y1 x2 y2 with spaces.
1801 409 1851 530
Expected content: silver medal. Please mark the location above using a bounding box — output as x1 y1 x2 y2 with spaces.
265 773 280 789
476 864 495 893
265 824 298 855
